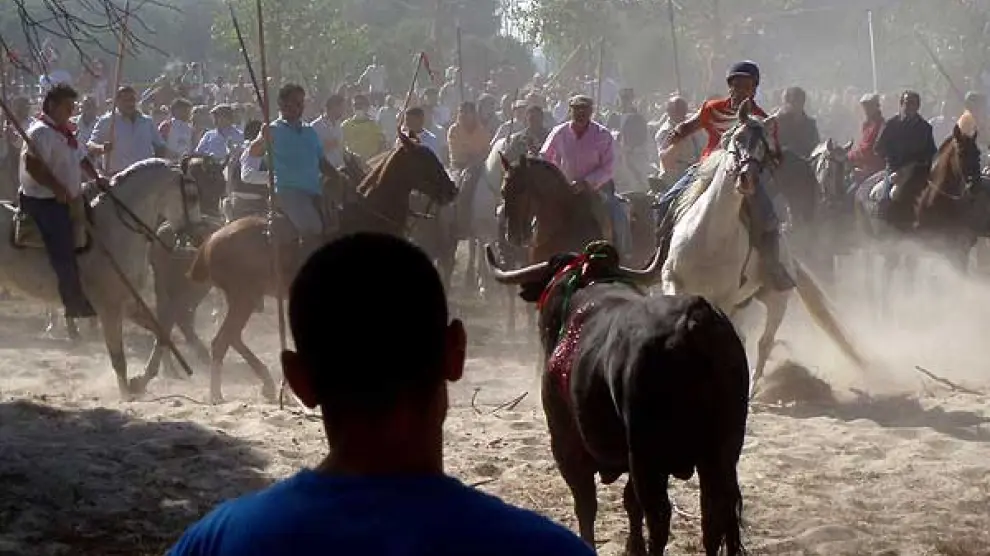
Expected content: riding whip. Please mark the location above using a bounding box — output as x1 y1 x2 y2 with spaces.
0 95 194 378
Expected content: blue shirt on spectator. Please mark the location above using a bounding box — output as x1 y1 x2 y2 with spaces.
168 470 593 556
269 118 323 196
196 126 244 160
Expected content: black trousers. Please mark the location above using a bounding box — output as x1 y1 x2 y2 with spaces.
20 194 94 317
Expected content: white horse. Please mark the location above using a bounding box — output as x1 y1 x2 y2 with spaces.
661 101 866 388
0 159 201 399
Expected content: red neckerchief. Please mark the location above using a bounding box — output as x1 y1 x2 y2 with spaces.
37 113 79 149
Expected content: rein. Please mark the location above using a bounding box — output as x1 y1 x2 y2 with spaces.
95 164 196 253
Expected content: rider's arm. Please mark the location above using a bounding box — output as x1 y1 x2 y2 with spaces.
584 131 615 191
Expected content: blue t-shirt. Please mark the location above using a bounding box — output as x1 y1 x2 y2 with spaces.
168 470 593 556
270 118 323 195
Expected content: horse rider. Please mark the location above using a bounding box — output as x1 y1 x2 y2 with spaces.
342 94 387 162
311 94 347 169
655 95 704 191
775 86 820 159
158 97 195 160
874 90 937 203
248 83 333 257
957 91 988 147
196 104 244 162
225 119 267 220
88 86 168 174
848 93 886 185
657 60 794 291
19 84 111 320
540 95 628 256
492 100 528 144
505 104 550 161
448 101 493 238
401 106 441 159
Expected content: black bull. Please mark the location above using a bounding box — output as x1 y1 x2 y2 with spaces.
487 243 749 556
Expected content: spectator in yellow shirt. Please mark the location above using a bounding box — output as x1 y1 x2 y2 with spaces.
342 94 386 161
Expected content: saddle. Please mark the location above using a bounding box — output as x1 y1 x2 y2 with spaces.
6 195 92 253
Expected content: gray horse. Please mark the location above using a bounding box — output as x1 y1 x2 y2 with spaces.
0 159 200 399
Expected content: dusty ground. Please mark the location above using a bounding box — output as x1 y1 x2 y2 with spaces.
2 246 990 556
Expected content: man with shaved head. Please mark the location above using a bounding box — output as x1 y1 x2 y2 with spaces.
655 95 703 188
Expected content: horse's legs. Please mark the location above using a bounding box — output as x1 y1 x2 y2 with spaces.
622 477 647 556
752 289 789 393
176 289 212 365
210 288 260 404
98 305 131 400
506 287 516 335
229 331 277 403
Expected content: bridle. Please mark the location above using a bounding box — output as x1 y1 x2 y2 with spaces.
94 161 199 252
725 121 773 178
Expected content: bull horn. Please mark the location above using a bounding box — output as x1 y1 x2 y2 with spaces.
486 244 551 285
616 246 666 285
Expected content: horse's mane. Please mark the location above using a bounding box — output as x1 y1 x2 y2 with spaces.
109 158 174 186
671 149 729 222
518 156 570 187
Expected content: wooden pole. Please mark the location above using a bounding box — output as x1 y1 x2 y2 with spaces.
667 0 683 94
253 0 290 408
596 37 605 106
0 95 193 378
868 10 878 92
456 23 465 102
105 0 131 173
398 53 425 131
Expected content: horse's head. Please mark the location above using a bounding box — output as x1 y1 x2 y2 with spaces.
182 154 226 217
723 100 775 197
951 125 982 189
499 153 537 246
381 133 457 205
812 138 852 204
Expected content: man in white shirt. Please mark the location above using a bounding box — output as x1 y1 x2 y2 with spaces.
20 84 109 319
655 95 704 188
159 98 194 160
88 86 167 174
310 95 346 168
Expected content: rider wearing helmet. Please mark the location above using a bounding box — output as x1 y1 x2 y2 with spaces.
657 60 793 290
775 86 820 159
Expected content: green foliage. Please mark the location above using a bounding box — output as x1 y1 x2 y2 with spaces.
514 0 990 101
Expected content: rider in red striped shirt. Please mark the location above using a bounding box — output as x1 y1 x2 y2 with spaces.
657 61 793 290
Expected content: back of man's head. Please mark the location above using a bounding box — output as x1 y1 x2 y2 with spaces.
286 233 456 422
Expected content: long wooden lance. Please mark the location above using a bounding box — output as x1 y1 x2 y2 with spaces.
0 95 194 378
104 0 131 173
596 37 605 106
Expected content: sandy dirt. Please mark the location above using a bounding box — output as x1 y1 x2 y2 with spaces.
2 245 990 556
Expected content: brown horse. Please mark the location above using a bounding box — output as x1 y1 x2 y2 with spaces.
499 154 605 263
188 134 457 403
915 126 986 271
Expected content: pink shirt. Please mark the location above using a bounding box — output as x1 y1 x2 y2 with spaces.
540 120 615 190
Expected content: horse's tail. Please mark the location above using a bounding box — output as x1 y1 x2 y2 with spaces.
792 258 868 369
187 244 211 283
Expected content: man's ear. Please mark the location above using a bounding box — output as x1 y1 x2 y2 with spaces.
281 350 319 409
443 319 466 384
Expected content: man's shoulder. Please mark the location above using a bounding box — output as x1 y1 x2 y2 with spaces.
703 97 733 113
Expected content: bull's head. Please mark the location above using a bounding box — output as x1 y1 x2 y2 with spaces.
487 241 665 350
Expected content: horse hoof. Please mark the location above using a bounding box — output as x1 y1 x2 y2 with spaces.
623 538 647 556
261 382 277 403
129 376 150 397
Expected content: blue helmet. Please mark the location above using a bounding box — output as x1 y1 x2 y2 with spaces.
727 61 760 86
